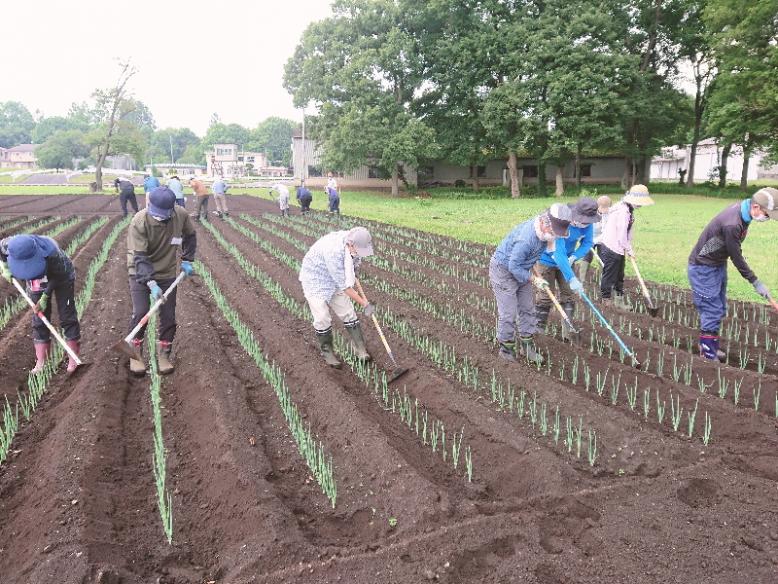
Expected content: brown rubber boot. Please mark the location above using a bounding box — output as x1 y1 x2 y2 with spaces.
129 339 146 376
157 341 175 375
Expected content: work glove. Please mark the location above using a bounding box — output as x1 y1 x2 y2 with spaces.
569 277 584 294
363 303 376 317
753 280 771 300
626 249 635 258
532 276 549 290
181 261 195 277
568 256 576 266
147 280 166 303
0 262 11 283
33 292 48 313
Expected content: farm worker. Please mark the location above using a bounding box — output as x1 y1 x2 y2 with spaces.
536 197 602 340
126 186 197 375
299 227 375 368
490 203 572 364
114 176 138 218
0 234 81 373
326 172 340 214
211 176 230 218
688 188 778 361
167 175 185 207
190 176 210 222
599 184 654 307
297 181 313 214
269 183 290 217
578 195 612 281
143 173 160 206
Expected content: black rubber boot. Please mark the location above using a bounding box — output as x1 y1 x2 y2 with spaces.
498 340 516 362
519 336 544 365
536 304 552 331
345 322 372 361
561 302 579 342
316 329 342 368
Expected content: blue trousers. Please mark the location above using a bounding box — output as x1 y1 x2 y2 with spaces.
688 264 727 333
328 191 340 213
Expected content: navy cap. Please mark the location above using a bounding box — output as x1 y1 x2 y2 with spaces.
7 235 56 280
148 186 176 220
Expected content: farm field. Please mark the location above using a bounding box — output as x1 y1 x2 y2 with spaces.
0 194 777 583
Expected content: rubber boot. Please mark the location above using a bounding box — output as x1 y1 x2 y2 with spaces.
561 302 579 343
157 341 175 375
578 262 589 283
31 341 51 374
345 322 372 361
498 340 516 362
699 333 720 362
129 338 146 376
535 304 551 332
66 339 80 374
316 330 342 368
519 336 544 365
614 294 627 310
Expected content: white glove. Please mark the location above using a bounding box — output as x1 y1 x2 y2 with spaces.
568 256 576 266
532 276 549 290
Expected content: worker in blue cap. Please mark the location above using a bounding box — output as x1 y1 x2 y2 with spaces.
0 233 81 373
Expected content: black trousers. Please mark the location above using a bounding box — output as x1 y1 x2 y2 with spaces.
31 280 80 342
120 192 138 217
128 276 178 343
299 195 312 212
599 244 626 299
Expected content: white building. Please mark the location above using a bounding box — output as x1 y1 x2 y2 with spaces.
206 144 274 177
650 138 777 183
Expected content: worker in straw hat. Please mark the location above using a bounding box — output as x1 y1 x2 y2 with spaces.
490 203 572 364
0 234 81 373
299 226 375 368
599 184 655 307
688 187 778 361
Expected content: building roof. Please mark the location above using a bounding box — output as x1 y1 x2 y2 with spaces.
7 144 38 153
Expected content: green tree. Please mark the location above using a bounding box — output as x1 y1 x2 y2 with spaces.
246 117 296 166
0 101 35 148
36 130 90 171
148 127 201 164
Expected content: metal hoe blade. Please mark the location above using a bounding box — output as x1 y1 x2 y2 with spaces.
111 338 143 362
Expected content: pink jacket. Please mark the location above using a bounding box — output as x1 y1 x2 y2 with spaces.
599 201 633 256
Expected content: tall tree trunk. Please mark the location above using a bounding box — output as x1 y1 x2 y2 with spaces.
575 144 582 191
718 142 732 188
740 141 751 192
686 73 705 186
471 165 480 192
538 161 547 197
391 164 400 197
507 152 521 198
554 165 564 196
622 158 631 189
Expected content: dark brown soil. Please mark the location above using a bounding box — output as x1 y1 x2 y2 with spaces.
1 195 777 584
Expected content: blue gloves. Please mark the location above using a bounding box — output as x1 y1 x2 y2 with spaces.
181 261 194 277
569 277 584 294
754 280 770 299
147 280 166 303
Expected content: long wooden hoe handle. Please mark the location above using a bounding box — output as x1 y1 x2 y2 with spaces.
12 277 82 366
533 267 577 333
354 279 400 368
628 255 655 307
123 271 187 344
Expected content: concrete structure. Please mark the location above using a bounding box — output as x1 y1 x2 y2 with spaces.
206 144 272 177
0 144 39 169
291 131 624 189
650 139 777 183
143 163 206 177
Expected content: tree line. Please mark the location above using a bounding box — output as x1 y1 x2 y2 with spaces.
284 0 778 196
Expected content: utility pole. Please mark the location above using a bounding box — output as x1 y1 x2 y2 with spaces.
169 135 174 165
301 106 306 183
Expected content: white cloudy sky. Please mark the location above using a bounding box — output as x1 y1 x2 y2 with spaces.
4 0 333 135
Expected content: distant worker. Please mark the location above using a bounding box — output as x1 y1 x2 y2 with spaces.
578 195 612 281
126 186 196 375
190 176 209 222
0 234 81 373
688 188 778 361
326 172 340 214
297 181 313 214
143 173 161 206
270 183 290 217
167 175 185 207
299 227 375 368
599 185 654 307
535 197 601 341
490 204 572 364
211 176 230 218
114 176 138 217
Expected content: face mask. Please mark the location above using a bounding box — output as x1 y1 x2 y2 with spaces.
541 232 556 242
754 214 769 222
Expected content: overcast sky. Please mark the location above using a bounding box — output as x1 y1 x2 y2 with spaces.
4 0 333 136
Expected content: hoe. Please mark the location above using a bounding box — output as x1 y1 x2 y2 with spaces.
629 256 659 317
355 280 410 383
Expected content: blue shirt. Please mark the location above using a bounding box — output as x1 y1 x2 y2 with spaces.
143 176 160 193
538 223 594 281
492 218 546 284
212 179 228 195
167 178 184 199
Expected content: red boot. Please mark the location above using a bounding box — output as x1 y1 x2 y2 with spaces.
66 339 80 374
31 341 51 374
